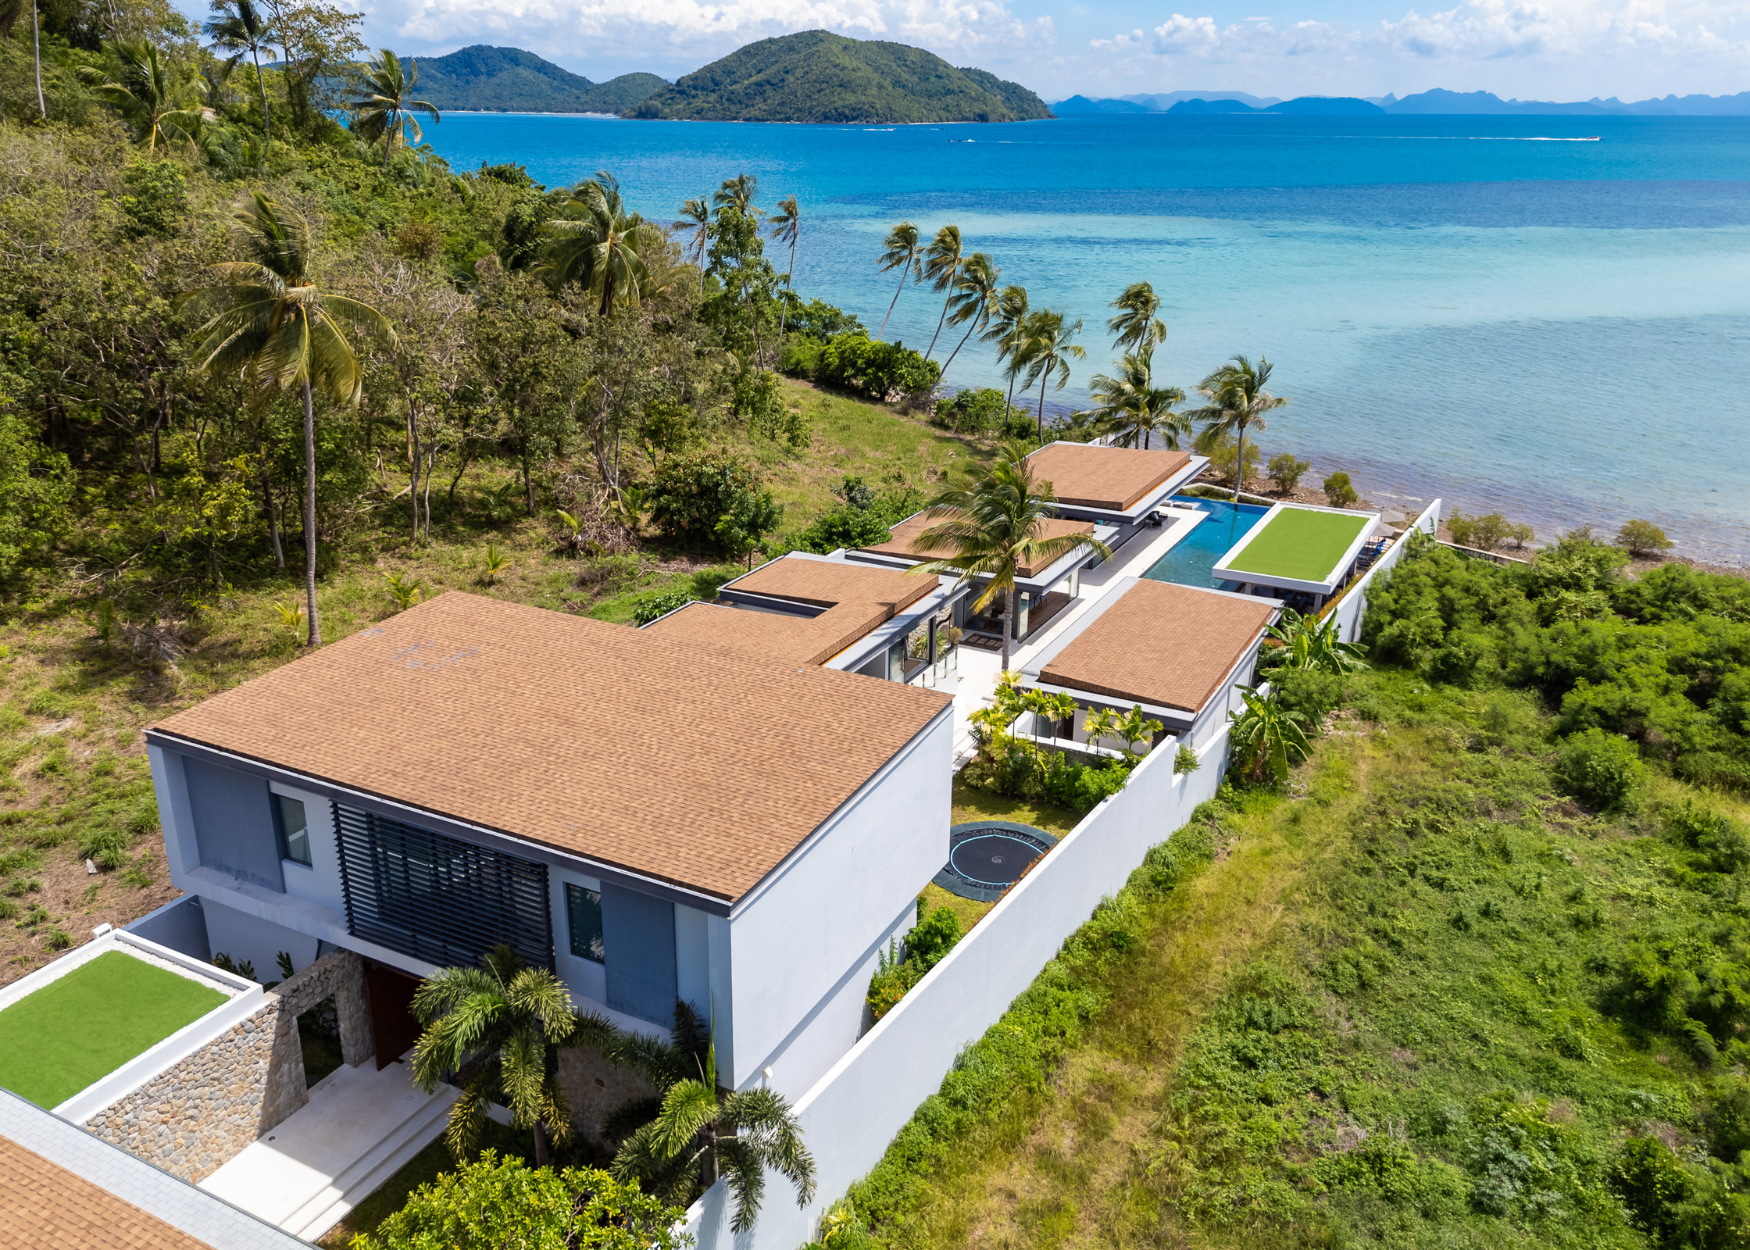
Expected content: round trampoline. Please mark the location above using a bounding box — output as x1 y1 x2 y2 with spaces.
931 821 1059 902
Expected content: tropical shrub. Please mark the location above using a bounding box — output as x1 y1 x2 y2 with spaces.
1323 470 1358 508
632 590 692 625
354 1152 687 1250
646 451 782 556
933 388 1019 435
1554 728 1645 811
732 366 809 449
1203 432 1262 489
1618 518 1674 558
774 477 924 556
867 899 966 1021
1266 452 1309 493
783 332 940 402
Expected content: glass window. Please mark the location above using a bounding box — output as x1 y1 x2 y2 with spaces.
566 883 605 963
275 794 311 867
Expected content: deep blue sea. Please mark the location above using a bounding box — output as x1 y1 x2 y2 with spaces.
421 113 1750 560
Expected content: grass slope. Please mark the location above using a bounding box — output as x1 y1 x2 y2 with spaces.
1225 507 1370 581
0 951 225 1106
631 31 1053 124
838 673 1750 1249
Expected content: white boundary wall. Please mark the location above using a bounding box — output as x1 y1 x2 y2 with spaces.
685 500 1442 1250
688 723 1232 1250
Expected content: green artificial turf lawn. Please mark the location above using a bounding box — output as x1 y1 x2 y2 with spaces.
0 951 228 1107
1222 507 1370 582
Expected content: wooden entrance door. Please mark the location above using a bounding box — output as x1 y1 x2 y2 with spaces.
364 962 423 1070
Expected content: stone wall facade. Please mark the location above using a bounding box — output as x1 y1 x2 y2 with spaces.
559 1044 657 1146
84 947 376 1183
84 1004 285 1183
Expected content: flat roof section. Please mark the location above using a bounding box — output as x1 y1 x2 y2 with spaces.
1213 504 1381 594
151 593 949 904
861 514 1095 579
1035 578 1278 715
1025 443 1193 512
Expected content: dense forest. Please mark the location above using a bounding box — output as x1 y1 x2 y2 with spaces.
397 45 667 114
627 31 1054 124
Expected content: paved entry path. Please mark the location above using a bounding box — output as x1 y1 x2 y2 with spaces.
199 1056 458 1241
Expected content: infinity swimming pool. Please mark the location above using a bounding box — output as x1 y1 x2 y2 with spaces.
1142 497 1271 589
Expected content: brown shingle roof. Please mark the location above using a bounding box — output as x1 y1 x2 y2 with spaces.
1039 580 1276 714
1025 443 1192 511
861 514 1095 578
0 1135 215 1250
151 593 949 903
646 557 936 666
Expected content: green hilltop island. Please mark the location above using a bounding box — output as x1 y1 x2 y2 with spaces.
398 45 668 113
625 30 1054 124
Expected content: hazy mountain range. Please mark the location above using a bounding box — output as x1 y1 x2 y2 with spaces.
1054 87 1750 116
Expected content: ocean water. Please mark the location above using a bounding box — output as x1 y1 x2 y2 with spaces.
421 113 1750 560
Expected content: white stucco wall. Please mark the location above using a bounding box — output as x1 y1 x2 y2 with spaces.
723 708 954 1099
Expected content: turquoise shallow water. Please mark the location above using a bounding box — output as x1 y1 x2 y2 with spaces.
422 114 1750 560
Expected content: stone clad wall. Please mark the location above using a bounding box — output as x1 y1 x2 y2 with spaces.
84 947 376 1183
558 1044 657 1145
84 1004 285 1182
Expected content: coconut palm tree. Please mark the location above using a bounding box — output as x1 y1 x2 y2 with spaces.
676 195 710 294
714 173 761 220
910 441 1112 669
184 193 393 648
540 172 662 316
1020 310 1085 444
203 0 275 143
1190 354 1288 501
1108 280 1166 354
876 220 921 341
921 224 965 359
1078 349 1189 450
79 38 206 151
938 252 999 396
349 49 439 166
769 194 801 339
410 945 580 1167
980 283 1030 416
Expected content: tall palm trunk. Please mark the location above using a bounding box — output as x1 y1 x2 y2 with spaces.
940 318 979 385
1233 423 1245 501
31 0 46 119
776 238 797 342
878 266 908 341
926 297 950 360
1036 369 1050 444
999 584 1016 671
250 44 270 141
302 379 322 646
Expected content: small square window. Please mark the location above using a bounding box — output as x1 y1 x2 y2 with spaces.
275 794 312 867
566 883 604 964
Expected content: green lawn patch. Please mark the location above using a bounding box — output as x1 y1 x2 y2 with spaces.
1222 506 1369 582
0 950 227 1107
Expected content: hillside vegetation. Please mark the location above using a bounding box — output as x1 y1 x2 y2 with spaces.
629 31 1053 124
820 535 1750 1250
407 45 666 113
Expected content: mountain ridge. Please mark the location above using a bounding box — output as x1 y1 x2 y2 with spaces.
402 46 667 113
626 31 1053 124
1053 86 1750 115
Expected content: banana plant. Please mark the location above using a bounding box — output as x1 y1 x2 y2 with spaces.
1229 685 1311 784
1267 607 1370 674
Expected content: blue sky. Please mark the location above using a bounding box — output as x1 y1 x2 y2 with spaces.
246 0 1750 103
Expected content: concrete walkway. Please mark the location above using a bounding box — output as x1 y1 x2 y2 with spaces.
199 1057 458 1242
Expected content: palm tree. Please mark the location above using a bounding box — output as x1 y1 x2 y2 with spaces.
1020 310 1085 444
938 253 999 398
349 49 439 166
676 195 710 294
1190 354 1288 501
409 946 579 1166
769 195 801 340
910 441 1112 669
4 0 49 118
980 283 1030 417
1108 280 1167 354
540 172 662 316
875 221 921 341
1078 349 1189 450
79 39 207 151
714 173 761 220
921 224 965 359
204 0 275 144
184 193 393 648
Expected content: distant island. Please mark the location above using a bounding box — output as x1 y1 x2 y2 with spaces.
1054 87 1750 116
405 46 667 113
626 31 1053 124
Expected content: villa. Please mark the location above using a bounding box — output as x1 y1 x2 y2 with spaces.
141 592 954 1115
1020 577 1280 754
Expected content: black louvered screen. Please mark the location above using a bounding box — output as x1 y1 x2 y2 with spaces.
334 804 552 971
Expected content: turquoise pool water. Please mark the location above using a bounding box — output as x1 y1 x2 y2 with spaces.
1142 498 1272 590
